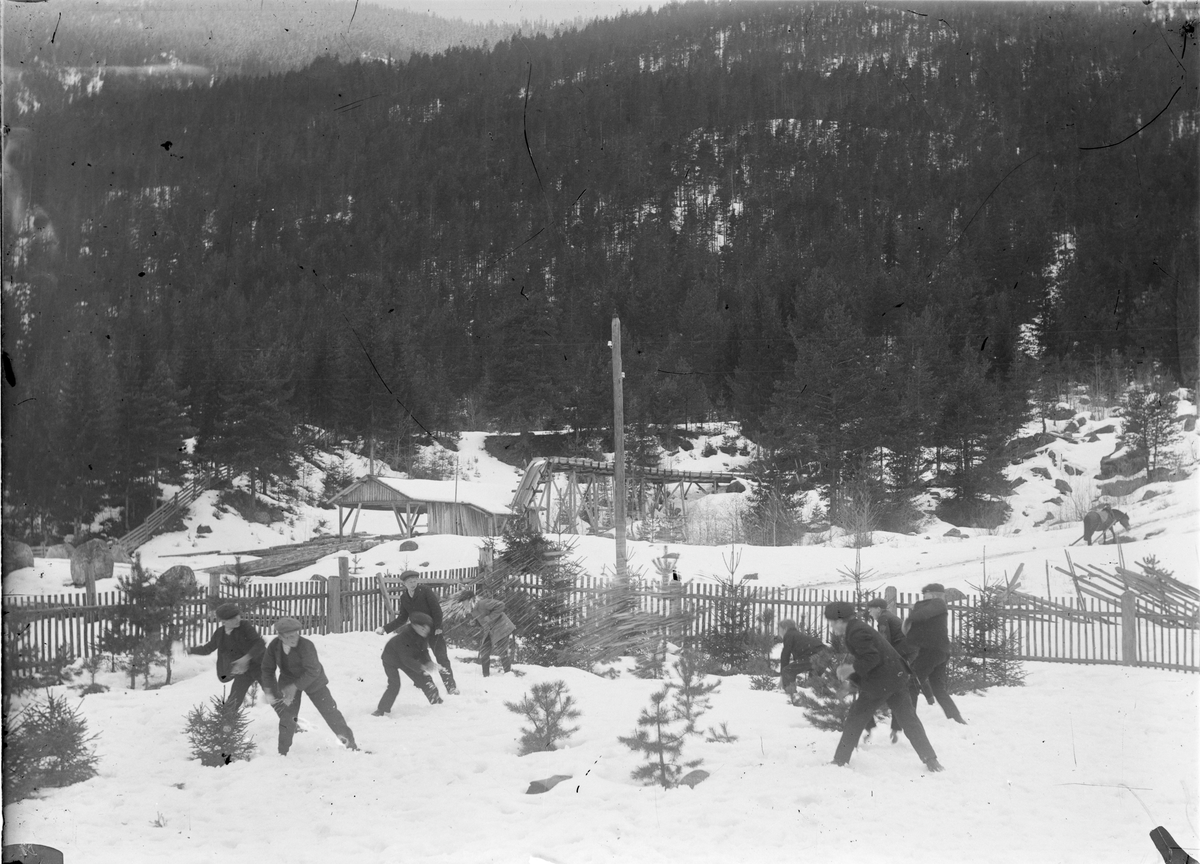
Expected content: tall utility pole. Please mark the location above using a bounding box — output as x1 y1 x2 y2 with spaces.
611 313 628 584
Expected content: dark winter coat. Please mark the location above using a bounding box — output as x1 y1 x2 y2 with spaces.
873 610 916 659
382 623 434 675
261 636 329 699
472 598 516 641
779 627 826 670
189 621 265 682
382 584 445 633
842 618 910 701
905 598 952 655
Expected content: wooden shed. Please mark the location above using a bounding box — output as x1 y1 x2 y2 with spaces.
325 475 514 538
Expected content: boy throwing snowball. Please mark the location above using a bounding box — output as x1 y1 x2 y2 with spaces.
187 602 265 710
261 617 358 755
373 611 446 713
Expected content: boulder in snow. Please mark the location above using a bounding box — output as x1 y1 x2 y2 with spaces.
1062 463 1085 476
726 479 746 493
45 543 74 559
1092 424 1115 435
1098 448 1146 480
679 769 710 788
196 524 213 535
161 564 195 586
398 540 419 552
69 539 114 587
1184 415 1197 432
1054 479 1073 495
3 540 35 574
1031 467 1051 481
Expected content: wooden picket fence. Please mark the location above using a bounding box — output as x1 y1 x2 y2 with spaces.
4 574 1197 681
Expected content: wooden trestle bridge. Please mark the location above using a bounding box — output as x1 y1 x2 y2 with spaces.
512 457 743 535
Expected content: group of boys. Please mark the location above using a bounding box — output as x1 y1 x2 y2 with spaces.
191 572 964 771
776 582 966 772
188 570 515 756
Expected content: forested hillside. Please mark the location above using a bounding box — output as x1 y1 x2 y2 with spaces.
3 1 1197 539
3 0 522 85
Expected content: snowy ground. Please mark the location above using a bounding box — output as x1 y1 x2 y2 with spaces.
3 641 1197 864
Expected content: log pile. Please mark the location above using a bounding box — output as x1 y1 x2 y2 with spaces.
202 535 395 580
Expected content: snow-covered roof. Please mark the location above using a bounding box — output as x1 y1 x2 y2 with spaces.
328 475 515 516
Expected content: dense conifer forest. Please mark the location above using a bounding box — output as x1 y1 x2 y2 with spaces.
2 1 1196 540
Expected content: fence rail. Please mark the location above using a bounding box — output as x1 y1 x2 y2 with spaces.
115 467 230 554
4 574 1197 680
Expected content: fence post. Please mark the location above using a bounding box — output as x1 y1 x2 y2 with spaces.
327 557 348 634
208 571 221 605
884 585 897 614
1121 590 1138 666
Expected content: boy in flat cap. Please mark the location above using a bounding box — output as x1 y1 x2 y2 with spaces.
187 603 265 709
261 617 357 755
776 619 828 700
903 583 967 725
375 570 458 695
824 601 943 772
458 589 516 677
373 611 445 714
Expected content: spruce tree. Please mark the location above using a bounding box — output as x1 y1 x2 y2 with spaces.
702 576 756 673
203 350 300 498
3 694 100 801
1122 384 1181 479
185 695 256 766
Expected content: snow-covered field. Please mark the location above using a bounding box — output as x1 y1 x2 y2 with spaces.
4 408 1199 862
3 640 1197 864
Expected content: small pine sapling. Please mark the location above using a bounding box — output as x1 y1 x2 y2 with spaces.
633 639 669 679
749 674 777 691
504 680 581 756
1136 554 1174 582
78 653 109 694
185 695 257 766
668 647 720 737
704 722 739 743
3 693 100 802
617 685 700 788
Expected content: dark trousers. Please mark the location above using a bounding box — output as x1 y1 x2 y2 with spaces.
223 672 257 710
272 684 355 755
377 659 441 711
429 632 456 690
834 676 937 765
908 650 963 722
479 634 512 677
780 661 814 693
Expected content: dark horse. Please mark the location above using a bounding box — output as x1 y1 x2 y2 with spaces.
1080 507 1130 545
